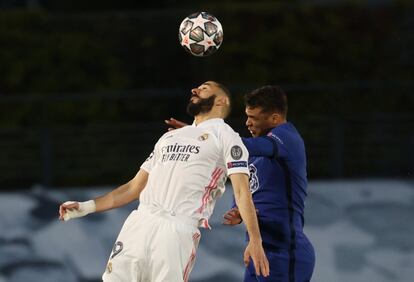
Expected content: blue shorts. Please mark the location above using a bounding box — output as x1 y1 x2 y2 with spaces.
244 242 315 282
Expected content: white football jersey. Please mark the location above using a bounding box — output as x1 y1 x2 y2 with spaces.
140 118 249 228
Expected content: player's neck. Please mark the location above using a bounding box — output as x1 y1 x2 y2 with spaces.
277 119 287 126
194 112 222 126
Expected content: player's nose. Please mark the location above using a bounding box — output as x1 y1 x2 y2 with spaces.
191 88 199 96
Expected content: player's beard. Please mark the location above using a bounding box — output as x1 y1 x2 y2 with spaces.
186 95 216 117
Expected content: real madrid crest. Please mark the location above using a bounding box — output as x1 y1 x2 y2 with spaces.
198 133 209 141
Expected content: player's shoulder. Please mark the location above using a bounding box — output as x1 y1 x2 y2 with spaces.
158 129 174 140
198 118 234 135
216 120 241 139
194 119 241 148
268 122 303 144
157 126 188 142
219 120 237 132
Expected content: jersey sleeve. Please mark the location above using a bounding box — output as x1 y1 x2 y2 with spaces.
140 131 173 172
140 147 156 173
242 129 288 159
140 136 163 173
221 130 250 176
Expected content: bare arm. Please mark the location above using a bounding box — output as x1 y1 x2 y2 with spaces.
94 169 149 212
229 173 269 277
230 173 261 242
59 169 149 220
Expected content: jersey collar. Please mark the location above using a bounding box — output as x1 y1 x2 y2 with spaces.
192 118 224 127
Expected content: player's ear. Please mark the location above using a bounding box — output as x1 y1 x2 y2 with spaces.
270 113 279 124
215 95 227 106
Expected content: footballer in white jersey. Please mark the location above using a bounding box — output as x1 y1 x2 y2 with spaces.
58 81 270 282
140 118 249 229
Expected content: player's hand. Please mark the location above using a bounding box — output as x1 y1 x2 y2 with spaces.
222 208 242 225
59 201 80 221
164 117 188 131
223 208 259 225
59 200 96 221
244 239 270 277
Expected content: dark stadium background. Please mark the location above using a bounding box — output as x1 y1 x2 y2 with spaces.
0 1 413 282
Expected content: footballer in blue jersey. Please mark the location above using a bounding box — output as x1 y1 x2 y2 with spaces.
224 85 315 282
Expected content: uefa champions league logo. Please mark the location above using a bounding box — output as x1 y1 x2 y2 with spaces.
230 145 243 160
249 164 259 194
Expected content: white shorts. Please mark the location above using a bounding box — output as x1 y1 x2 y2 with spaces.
102 204 201 282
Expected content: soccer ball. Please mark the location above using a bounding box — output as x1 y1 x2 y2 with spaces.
178 12 224 57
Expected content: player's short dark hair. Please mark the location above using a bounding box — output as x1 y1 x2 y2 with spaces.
215 81 231 98
214 81 232 117
244 85 288 116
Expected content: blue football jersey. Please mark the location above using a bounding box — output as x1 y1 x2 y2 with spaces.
240 122 309 249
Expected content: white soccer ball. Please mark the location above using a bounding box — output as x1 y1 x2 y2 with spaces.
178 12 224 57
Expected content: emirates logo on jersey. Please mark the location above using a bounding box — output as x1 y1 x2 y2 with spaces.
161 143 201 163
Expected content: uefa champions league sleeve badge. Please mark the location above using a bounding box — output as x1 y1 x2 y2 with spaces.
230 145 243 160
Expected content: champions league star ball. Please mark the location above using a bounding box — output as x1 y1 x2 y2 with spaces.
178 12 223 57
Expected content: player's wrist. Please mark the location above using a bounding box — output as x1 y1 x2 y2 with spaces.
62 200 96 221
248 236 262 244
79 200 96 214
